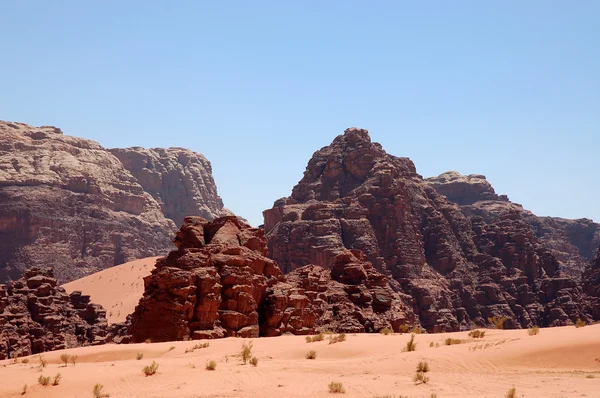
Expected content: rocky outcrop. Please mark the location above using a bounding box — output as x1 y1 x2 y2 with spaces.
0 268 109 360
0 121 231 283
129 216 413 342
426 172 600 278
110 147 232 226
264 128 596 331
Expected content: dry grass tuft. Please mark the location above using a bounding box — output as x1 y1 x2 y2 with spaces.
468 330 486 338
306 350 317 360
52 373 62 386
136 353 144 360
586 374 595 379
488 315 508 329
398 324 410 333
205 360 217 371
37 375 51 387
60 353 70 367
328 333 347 345
38 354 47 369
328 381 345 394
93 383 110 398
70 354 78 366
445 338 462 346
505 387 516 398
241 341 254 364
21 384 27 395
416 361 430 373
575 318 586 328
250 356 259 367
380 327 394 335
142 361 159 376
403 333 416 352
306 333 325 343
528 326 540 336
185 342 210 353
168 346 175 351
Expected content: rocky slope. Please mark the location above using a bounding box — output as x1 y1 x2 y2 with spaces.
426 171 600 278
0 267 109 360
0 121 230 283
264 128 597 332
129 216 413 342
110 147 232 226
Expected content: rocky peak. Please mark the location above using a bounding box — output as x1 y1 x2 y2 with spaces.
425 171 509 205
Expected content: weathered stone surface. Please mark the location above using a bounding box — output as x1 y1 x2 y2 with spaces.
264 128 596 331
0 268 109 360
426 171 600 279
110 147 233 226
129 216 413 342
0 121 231 283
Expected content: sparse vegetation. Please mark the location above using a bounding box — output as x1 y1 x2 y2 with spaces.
505 387 516 398
21 384 27 395
488 315 508 329
586 374 595 379
52 373 62 386
250 356 259 367
575 318 586 328
21 358 29 364
70 354 78 366
468 330 486 338
306 350 317 360
185 342 210 353
206 360 217 371
416 361 430 373
528 326 540 336
136 353 144 360
429 342 434 347
38 354 47 368
413 360 430 384
142 361 159 376
144 338 152 344
410 327 423 334
169 346 175 351
403 333 416 352
328 381 345 394
93 383 110 398
241 341 254 364
398 324 410 333
328 333 347 345
37 375 51 387
445 338 462 346
380 327 393 335
60 353 71 367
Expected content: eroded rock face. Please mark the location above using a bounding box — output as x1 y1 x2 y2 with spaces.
426 171 600 278
110 147 233 226
129 216 413 342
264 128 596 331
0 121 232 283
0 268 108 360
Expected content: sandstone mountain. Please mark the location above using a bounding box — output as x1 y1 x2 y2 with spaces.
264 128 597 332
129 216 412 342
426 171 600 279
0 121 230 283
0 267 109 360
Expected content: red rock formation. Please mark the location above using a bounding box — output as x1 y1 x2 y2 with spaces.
129 216 413 342
110 147 233 226
426 171 600 278
0 268 108 360
264 128 596 331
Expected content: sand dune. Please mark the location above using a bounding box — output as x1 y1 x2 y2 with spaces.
1 325 599 397
62 257 160 323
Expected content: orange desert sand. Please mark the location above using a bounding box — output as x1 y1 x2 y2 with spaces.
62 257 160 323
2 259 596 397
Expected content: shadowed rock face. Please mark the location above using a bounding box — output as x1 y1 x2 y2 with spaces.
426 172 600 279
110 147 233 226
264 128 597 331
0 121 231 283
0 268 109 360
129 216 413 342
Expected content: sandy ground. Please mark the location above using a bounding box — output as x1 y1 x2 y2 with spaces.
62 257 159 323
1 325 599 398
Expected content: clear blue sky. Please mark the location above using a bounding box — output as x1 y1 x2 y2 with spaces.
2 1 598 226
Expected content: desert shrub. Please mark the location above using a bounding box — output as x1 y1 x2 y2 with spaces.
488 315 508 329
576 318 586 328
93 383 110 398
328 381 345 394
70 355 78 366
21 358 29 364
52 373 62 386
429 342 434 347
328 333 347 345
380 327 393 335
250 356 259 367
21 384 27 395
398 324 410 333
468 330 486 338
185 342 210 353
169 346 175 351
586 374 595 379
60 354 70 367
306 350 317 360
37 375 51 387
144 338 152 344
410 327 423 334
142 361 159 376
431 394 438 398
505 387 516 398
403 334 416 352
241 341 253 364
445 338 462 346
205 360 217 371
39 354 47 368
136 353 144 360
306 333 325 343
528 326 540 336
416 361 430 373
413 370 429 384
